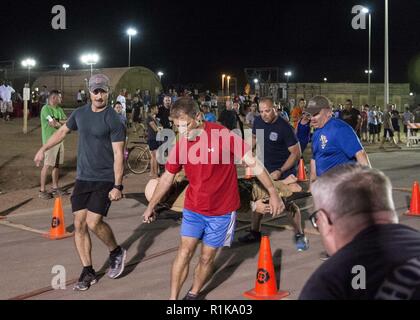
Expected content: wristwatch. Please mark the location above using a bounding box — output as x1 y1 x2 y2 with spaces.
113 185 124 191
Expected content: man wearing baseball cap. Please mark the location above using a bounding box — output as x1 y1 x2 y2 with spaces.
34 74 127 291
306 95 371 184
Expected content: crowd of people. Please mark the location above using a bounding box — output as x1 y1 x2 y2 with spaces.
32 74 420 299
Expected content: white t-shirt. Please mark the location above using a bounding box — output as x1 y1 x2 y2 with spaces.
116 95 126 111
0 85 15 102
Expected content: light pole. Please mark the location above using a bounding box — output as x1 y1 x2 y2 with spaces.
157 71 164 81
384 0 389 105
21 58 36 85
362 7 372 105
80 53 99 77
61 64 70 97
284 71 292 106
221 74 226 96
227 76 231 97
126 28 137 67
253 78 259 95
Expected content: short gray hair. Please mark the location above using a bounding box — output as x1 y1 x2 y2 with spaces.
311 164 395 220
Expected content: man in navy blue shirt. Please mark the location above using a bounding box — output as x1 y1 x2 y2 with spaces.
239 97 308 251
306 95 370 182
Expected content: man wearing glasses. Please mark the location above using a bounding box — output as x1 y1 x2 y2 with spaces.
34 74 127 291
300 164 420 300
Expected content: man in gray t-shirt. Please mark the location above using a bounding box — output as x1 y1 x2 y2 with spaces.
34 74 127 291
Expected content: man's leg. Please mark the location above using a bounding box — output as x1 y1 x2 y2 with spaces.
190 244 218 295
74 210 92 267
170 236 200 300
86 211 118 251
52 166 59 190
40 165 51 192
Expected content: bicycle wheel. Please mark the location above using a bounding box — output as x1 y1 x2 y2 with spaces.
127 146 151 174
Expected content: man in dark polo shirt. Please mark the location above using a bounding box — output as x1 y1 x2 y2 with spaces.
300 164 420 300
238 97 308 251
341 99 361 136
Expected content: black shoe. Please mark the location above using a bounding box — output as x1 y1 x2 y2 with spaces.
73 269 97 291
183 291 199 300
238 230 261 244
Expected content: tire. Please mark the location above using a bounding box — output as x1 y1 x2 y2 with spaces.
127 146 151 174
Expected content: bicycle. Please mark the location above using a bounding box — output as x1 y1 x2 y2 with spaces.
124 135 152 174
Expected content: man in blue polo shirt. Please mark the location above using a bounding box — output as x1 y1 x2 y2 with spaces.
306 95 371 181
305 96 370 182
238 97 308 251
306 95 371 261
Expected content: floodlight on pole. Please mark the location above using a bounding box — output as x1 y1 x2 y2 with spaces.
157 71 164 81
21 58 36 84
323 77 328 82
227 76 231 97
126 28 137 67
62 64 70 71
80 53 99 76
253 78 259 84
365 69 373 74
284 71 292 105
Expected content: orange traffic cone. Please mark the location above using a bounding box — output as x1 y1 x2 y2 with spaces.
43 197 73 240
244 166 253 179
405 181 420 217
297 158 308 182
243 235 289 300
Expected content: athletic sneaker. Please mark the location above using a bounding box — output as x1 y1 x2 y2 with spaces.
183 291 199 300
73 269 97 291
51 188 70 196
238 230 261 244
39 190 53 200
294 233 309 251
107 248 127 279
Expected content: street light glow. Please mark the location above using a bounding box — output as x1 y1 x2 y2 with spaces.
127 28 137 36
323 77 327 82
362 7 369 14
284 71 292 77
365 69 373 74
62 64 70 70
157 71 164 77
80 53 99 65
22 58 36 68
253 78 259 84
409 92 414 96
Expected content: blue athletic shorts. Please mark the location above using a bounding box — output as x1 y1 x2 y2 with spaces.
181 209 236 248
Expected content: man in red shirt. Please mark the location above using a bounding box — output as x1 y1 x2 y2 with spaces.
143 97 284 300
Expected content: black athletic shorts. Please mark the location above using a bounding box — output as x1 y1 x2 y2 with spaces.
71 180 114 216
383 128 394 138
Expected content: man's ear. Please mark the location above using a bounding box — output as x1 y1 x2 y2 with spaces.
317 210 333 235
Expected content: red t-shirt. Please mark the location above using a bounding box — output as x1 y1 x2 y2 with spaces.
165 121 249 216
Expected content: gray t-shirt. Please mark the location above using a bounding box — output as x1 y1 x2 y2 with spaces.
66 104 125 182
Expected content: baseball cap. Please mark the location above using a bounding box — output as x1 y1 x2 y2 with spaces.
305 95 332 116
88 74 110 92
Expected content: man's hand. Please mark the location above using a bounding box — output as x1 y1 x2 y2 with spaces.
108 188 122 201
34 149 45 167
143 207 156 224
268 193 285 217
270 170 282 181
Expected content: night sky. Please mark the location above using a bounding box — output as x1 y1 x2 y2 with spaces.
1 0 420 91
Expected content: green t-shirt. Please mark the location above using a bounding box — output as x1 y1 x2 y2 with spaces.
40 104 67 144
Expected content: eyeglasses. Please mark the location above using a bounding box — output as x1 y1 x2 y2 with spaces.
309 209 321 229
